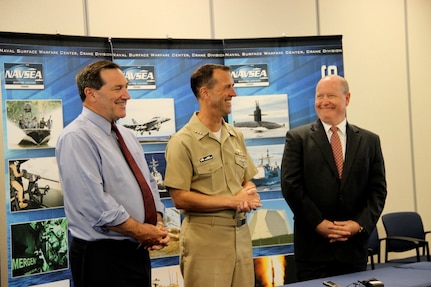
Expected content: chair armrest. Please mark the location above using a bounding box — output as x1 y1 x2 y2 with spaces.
386 236 428 245
384 236 429 262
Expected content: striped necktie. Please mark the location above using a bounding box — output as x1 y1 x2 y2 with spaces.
330 126 343 179
112 122 157 225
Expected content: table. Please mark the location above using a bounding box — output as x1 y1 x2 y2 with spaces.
285 262 431 287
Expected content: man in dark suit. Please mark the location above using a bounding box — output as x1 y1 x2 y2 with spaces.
281 75 387 281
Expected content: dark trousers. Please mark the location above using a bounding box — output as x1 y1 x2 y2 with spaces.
70 237 151 287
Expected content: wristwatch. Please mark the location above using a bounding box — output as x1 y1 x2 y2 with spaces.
358 226 365 234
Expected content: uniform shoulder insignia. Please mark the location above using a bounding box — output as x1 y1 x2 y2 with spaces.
193 130 205 135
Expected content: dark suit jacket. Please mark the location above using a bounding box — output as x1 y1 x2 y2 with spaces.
281 119 387 265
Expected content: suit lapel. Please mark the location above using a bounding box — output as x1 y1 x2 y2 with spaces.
310 120 340 179
340 123 361 188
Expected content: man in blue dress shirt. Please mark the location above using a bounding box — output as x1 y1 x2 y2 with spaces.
56 60 169 287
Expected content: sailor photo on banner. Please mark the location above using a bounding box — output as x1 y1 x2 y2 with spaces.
8 157 63 212
10 218 68 278
5 100 63 149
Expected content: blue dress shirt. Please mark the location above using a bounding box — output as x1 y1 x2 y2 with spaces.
55 107 164 241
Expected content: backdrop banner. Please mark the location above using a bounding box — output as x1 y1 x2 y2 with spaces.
0 32 343 287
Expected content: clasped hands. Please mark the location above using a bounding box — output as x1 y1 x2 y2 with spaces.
316 219 362 243
235 185 262 213
140 221 170 251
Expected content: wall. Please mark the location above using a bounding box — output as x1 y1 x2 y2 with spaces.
1 0 430 284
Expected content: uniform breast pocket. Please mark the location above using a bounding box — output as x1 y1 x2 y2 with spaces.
234 155 247 179
196 161 224 191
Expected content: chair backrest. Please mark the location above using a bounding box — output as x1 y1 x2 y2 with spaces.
368 227 380 255
382 211 425 252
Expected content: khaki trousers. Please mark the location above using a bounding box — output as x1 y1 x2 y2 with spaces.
180 215 255 287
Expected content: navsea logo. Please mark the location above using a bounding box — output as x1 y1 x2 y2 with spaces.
122 66 156 90
4 63 44 89
230 64 269 87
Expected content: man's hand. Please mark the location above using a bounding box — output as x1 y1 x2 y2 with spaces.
146 221 170 251
106 217 169 249
235 185 262 213
331 220 362 241
316 219 361 242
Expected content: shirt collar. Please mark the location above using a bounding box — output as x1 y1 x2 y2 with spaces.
321 118 347 135
81 106 112 135
189 112 237 139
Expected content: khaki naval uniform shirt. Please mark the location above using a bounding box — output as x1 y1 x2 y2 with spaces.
164 112 257 218
164 112 258 286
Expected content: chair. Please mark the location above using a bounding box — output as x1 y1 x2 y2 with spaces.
381 211 431 263
367 227 382 269
367 227 411 270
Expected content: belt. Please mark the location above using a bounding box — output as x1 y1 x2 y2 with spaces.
187 215 247 227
